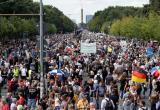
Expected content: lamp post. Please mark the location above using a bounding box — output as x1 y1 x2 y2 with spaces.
40 0 44 99
0 0 44 99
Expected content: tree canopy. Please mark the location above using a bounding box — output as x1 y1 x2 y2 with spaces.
88 6 145 33
110 12 160 41
150 0 160 12
0 0 76 39
88 0 160 41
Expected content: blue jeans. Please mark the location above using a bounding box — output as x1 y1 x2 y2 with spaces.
58 61 63 69
120 90 124 99
54 106 60 110
27 99 36 110
93 83 99 91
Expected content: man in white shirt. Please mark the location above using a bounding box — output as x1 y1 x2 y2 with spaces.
79 67 83 78
4 61 10 68
10 98 17 110
94 70 103 83
0 75 3 84
101 92 115 110
20 65 27 79
0 74 3 93
152 78 157 92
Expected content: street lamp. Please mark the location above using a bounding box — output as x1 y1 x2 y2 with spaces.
40 0 44 99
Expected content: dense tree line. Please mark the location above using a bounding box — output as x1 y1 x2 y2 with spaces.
0 17 37 39
0 0 75 39
88 6 145 33
110 12 160 41
150 0 160 12
88 0 160 41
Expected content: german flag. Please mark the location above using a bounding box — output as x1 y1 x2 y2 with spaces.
131 69 147 83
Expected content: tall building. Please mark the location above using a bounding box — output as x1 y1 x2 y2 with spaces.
86 15 93 23
81 9 84 24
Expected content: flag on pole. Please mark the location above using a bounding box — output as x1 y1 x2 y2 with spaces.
131 69 147 83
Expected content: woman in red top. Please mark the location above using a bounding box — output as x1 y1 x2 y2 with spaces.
17 93 25 106
1 99 9 110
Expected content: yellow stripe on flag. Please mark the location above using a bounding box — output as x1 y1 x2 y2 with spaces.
131 75 146 83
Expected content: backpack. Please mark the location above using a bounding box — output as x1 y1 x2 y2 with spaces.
105 99 113 110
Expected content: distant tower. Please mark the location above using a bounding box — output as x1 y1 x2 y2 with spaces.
81 8 83 24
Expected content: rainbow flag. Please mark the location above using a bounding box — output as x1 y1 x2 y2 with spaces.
131 69 147 83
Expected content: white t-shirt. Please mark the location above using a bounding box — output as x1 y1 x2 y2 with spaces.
113 63 118 70
10 103 17 110
0 76 2 83
21 68 27 76
152 79 157 90
79 69 83 76
5 62 10 68
112 74 118 80
94 74 102 82
59 56 63 62
68 81 74 86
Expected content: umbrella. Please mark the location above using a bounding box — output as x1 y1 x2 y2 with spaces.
151 66 160 77
49 69 64 75
65 46 72 52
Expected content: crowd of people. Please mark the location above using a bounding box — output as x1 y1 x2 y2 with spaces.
0 30 160 110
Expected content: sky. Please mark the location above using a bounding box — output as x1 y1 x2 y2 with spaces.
34 0 149 23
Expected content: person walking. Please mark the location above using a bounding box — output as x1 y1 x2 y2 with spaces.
27 83 38 110
138 101 147 110
101 91 115 110
77 94 89 110
10 98 17 110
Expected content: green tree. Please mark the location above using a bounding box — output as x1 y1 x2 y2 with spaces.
150 0 160 12
44 5 75 33
140 12 159 40
101 21 111 34
0 17 9 36
110 20 121 36
110 11 160 41
88 15 105 32
47 23 57 34
0 17 15 38
0 0 75 39
88 6 145 32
